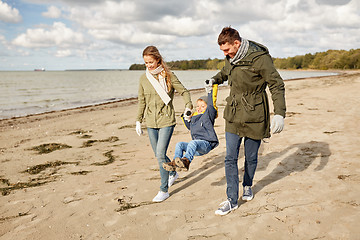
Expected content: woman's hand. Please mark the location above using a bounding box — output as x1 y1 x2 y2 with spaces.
183 108 192 122
136 121 143 136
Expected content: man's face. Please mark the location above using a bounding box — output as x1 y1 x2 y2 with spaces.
219 40 241 58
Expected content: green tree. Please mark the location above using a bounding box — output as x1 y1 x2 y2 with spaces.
129 49 360 70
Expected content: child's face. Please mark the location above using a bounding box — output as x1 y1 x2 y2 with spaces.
196 99 207 113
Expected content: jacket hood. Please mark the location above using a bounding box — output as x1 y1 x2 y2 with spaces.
225 40 269 64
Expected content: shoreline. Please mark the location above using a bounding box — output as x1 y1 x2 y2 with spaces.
0 70 349 124
0 84 224 126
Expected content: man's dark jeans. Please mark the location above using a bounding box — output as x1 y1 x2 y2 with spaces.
225 132 261 205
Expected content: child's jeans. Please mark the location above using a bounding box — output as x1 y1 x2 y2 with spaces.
174 140 212 162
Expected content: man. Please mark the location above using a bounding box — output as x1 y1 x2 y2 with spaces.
206 27 286 216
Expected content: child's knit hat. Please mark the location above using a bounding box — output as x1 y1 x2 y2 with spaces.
198 95 208 103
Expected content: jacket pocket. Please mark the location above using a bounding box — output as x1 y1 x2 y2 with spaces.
223 96 237 123
223 94 265 123
241 93 264 123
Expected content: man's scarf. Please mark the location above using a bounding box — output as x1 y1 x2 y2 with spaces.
230 38 249 65
146 66 171 105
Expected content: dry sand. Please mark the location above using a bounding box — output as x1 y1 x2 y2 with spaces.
1 71 359 240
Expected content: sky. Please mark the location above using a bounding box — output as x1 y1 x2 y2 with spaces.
0 0 359 71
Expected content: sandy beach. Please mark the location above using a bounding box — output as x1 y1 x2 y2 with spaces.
1 71 360 240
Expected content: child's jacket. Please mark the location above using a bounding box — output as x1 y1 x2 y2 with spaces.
182 85 219 150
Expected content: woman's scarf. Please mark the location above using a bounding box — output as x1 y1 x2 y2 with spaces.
230 38 249 65
146 66 171 105
149 65 169 93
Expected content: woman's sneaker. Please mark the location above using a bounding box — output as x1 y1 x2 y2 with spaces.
152 191 169 202
242 186 253 201
168 172 179 187
215 200 238 216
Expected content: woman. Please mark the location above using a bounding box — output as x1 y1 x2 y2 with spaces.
136 46 193 202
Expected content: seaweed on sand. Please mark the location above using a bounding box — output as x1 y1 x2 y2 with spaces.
118 124 135 130
82 136 119 148
1 176 56 196
22 160 79 175
29 143 72 154
1 160 80 195
0 176 10 186
116 197 154 212
0 208 32 222
71 171 91 175
92 150 116 166
69 130 92 139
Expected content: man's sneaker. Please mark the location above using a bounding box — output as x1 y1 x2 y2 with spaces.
163 160 177 171
168 172 179 187
242 186 253 201
175 157 190 171
152 191 169 202
215 200 238 216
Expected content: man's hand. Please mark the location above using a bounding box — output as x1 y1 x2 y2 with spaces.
204 79 214 94
183 107 192 122
270 115 284 134
135 121 143 136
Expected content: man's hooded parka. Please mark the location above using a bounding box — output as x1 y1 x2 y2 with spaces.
212 41 286 140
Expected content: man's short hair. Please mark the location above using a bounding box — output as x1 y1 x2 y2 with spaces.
217 27 241 45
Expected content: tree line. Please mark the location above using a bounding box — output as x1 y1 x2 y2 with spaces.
273 48 360 70
129 48 360 70
129 58 225 71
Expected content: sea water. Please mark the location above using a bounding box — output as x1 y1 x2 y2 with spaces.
1 70 337 120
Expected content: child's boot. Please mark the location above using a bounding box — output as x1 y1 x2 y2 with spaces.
162 160 177 171
175 157 190 171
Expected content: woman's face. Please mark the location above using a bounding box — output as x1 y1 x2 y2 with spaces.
143 55 160 71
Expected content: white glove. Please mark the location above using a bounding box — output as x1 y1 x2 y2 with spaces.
204 79 214 94
270 115 284 134
135 121 143 136
183 107 192 122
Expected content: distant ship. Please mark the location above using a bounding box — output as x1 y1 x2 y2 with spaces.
34 68 45 71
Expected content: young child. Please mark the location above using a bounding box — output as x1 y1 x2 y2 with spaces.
163 84 219 172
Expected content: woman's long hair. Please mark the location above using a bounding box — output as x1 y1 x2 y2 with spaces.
143 46 172 90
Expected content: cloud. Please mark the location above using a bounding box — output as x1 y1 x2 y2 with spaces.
60 0 289 47
141 16 211 37
315 0 351 5
67 0 358 59
0 34 5 43
199 2 351 59
66 1 138 26
88 24 176 45
42 6 62 18
320 1 360 28
201 0 284 23
55 49 72 57
64 1 195 45
12 22 85 48
2 0 360 70
0 0 22 23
